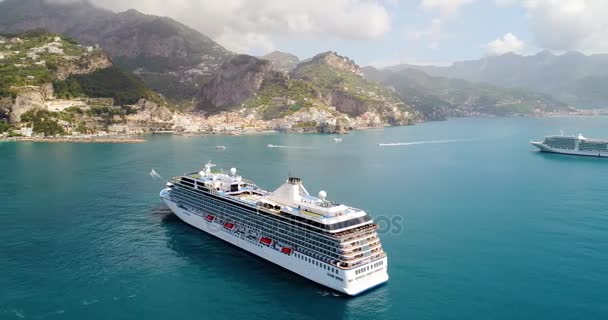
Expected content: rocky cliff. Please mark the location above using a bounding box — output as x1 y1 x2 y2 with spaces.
196 51 420 129
10 84 54 123
196 55 286 114
55 52 113 81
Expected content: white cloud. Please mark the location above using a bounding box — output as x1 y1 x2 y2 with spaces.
420 0 476 17
485 32 525 55
408 18 446 49
494 0 517 6
521 0 608 53
63 0 392 54
414 0 475 49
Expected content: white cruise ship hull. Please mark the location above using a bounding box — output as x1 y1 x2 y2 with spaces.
531 142 608 158
161 191 389 296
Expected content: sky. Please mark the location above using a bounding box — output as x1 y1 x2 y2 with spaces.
46 0 608 67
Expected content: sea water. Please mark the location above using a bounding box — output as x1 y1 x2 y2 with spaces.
1 117 607 319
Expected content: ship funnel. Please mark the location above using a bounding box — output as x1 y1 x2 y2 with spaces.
288 177 301 185
268 177 310 206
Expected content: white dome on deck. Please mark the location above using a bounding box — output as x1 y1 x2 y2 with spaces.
318 190 327 200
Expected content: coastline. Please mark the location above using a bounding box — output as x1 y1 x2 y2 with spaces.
2 113 606 144
1 136 146 143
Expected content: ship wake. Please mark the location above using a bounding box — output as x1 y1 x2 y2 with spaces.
378 139 474 147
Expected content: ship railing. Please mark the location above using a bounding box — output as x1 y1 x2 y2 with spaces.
339 236 379 250
333 223 378 239
340 234 379 248
340 240 382 255
336 251 386 269
340 245 382 260
337 228 378 243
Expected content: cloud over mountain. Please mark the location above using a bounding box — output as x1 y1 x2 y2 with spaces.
486 33 525 55
522 0 608 53
44 0 392 53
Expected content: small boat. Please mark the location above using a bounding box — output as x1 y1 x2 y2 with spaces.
260 237 272 246
267 144 275 148
216 145 226 150
205 214 215 222
333 138 343 143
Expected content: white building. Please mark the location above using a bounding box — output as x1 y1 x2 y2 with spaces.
14 127 33 137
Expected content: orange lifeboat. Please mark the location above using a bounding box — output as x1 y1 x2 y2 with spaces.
205 215 215 222
260 237 272 246
281 247 293 255
224 222 235 230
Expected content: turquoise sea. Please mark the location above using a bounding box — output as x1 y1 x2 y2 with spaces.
1 117 608 319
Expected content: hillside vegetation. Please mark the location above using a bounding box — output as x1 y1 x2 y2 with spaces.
364 67 570 119
242 52 418 124
390 51 608 108
0 0 234 101
53 66 156 106
0 30 94 97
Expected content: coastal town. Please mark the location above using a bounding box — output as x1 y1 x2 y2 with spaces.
0 32 585 143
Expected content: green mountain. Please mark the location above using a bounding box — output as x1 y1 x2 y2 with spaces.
388 51 608 108
0 0 234 101
363 66 570 120
197 52 420 127
0 30 172 135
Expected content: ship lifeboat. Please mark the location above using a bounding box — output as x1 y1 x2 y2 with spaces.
224 222 235 230
260 237 272 246
281 247 293 255
205 215 215 222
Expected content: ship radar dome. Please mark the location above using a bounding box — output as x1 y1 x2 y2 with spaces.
318 190 327 200
230 168 237 176
199 171 206 177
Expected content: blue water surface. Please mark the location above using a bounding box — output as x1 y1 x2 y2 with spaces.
1 117 607 320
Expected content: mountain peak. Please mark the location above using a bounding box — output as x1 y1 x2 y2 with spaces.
535 49 555 58
119 8 145 17
297 51 362 76
261 51 300 72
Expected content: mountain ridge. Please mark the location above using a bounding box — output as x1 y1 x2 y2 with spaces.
0 0 234 101
364 65 571 120
196 51 420 130
385 51 608 108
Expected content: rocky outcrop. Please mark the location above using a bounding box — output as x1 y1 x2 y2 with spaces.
196 55 287 114
261 51 300 72
0 97 13 120
126 99 174 122
294 51 363 76
55 53 113 80
329 90 367 117
9 84 54 123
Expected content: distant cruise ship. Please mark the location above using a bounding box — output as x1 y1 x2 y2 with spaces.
531 134 608 157
160 162 388 295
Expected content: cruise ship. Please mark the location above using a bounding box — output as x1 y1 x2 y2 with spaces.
531 134 608 157
160 162 388 295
